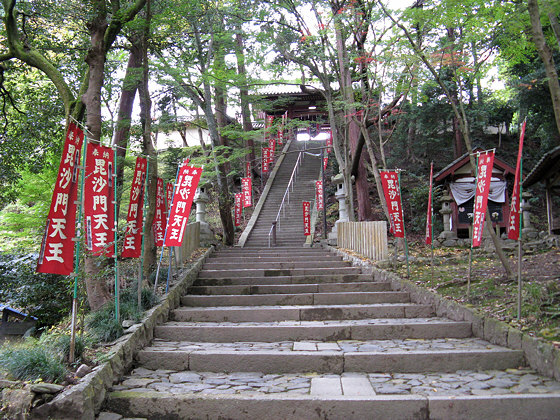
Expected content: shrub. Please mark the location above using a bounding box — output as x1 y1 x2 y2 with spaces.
0 341 66 383
84 303 123 343
41 333 89 364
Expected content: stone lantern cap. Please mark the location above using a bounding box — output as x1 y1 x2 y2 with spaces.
440 194 453 203
331 173 344 184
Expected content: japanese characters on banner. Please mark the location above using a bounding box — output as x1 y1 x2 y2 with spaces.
265 115 274 130
262 147 271 173
245 161 251 178
326 131 333 154
425 162 434 245
84 143 115 257
122 157 147 258
166 182 174 212
164 165 203 247
269 135 276 154
241 177 252 208
303 201 311 236
508 121 526 241
323 156 329 171
153 178 166 247
380 171 405 238
472 151 495 248
234 192 243 227
277 128 284 145
315 180 324 210
37 123 85 275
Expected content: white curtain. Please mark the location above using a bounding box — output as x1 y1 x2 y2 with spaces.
449 177 507 205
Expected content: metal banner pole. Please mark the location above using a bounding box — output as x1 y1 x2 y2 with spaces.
138 156 150 311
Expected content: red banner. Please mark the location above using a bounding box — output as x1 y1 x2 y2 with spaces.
326 131 333 154
37 123 85 275
381 171 405 238
265 115 274 129
425 162 434 245
242 177 252 208
277 128 284 145
153 178 166 247
472 151 495 247
269 135 276 154
262 147 271 173
303 201 311 235
122 157 147 258
234 192 243 227
508 121 526 240
164 165 203 247
323 156 328 171
84 143 115 257
316 180 324 210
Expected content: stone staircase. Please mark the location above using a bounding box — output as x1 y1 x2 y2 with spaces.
103 247 560 419
244 140 322 247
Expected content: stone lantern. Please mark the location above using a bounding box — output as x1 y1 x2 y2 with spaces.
327 173 349 245
522 191 538 239
194 183 214 245
438 194 457 240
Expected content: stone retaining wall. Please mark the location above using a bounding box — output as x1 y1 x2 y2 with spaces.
29 246 215 420
327 245 560 381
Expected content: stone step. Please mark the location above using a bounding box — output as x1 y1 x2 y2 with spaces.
207 255 343 263
154 318 472 342
202 261 352 270
193 273 374 286
216 247 328 254
107 368 560 420
180 291 410 307
198 267 363 279
136 338 524 373
188 282 392 296
171 303 434 322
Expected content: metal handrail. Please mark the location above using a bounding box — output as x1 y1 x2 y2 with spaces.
268 150 303 247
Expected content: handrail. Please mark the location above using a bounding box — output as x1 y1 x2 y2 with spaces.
268 150 303 247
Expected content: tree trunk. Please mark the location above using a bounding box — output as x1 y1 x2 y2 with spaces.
333 14 372 221
82 6 111 311
234 31 255 168
139 3 157 278
528 0 560 140
113 40 142 216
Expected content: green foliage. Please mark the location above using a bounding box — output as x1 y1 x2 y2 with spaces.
0 340 67 383
0 253 72 331
40 333 89 364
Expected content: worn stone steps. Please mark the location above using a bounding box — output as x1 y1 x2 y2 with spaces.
202 260 352 270
188 282 392 296
154 318 472 342
170 303 434 322
194 273 374 286
180 291 411 307
198 266 364 278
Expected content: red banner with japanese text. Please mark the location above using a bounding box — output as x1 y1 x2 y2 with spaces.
246 161 251 178
164 165 202 247
234 192 242 227
508 121 526 240
326 131 332 154
316 180 324 210
303 201 311 235
242 177 252 208
262 147 271 173
425 162 434 245
269 135 276 154
153 178 166 246
277 128 284 145
472 151 495 247
37 123 85 275
122 157 147 258
381 171 405 238
323 156 328 171
84 143 115 257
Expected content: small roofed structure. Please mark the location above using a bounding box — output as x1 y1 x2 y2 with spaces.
523 145 560 235
435 149 516 239
0 305 37 341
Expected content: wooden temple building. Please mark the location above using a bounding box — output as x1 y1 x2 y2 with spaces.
434 149 516 239
524 145 560 235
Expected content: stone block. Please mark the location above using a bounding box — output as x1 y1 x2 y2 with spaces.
522 335 555 378
508 328 523 350
483 317 508 347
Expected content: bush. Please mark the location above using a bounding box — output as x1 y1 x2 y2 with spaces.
84 303 123 343
41 333 89 364
0 341 66 383
0 252 72 331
